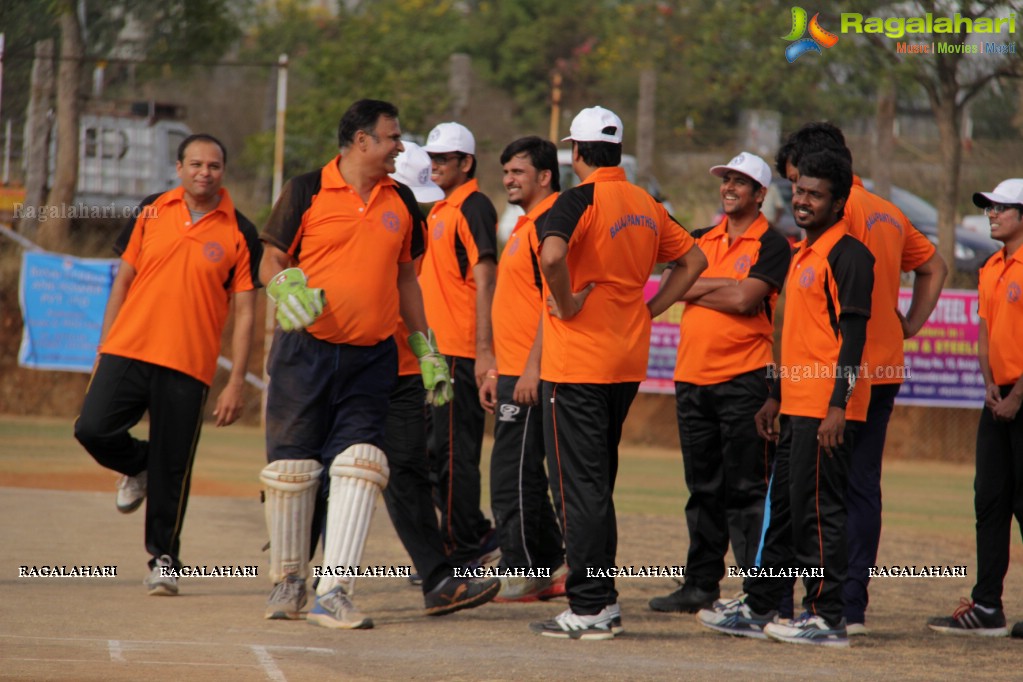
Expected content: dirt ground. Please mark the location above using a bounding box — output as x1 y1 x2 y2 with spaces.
2 419 1022 681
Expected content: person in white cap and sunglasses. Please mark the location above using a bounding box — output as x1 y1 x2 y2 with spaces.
375 140 501 615
529 105 707 639
648 152 791 616
929 178 1023 639
419 122 502 571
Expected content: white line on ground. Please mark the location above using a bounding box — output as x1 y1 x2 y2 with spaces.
250 645 287 682
0 633 334 654
107 640 125 663
2 658 261 669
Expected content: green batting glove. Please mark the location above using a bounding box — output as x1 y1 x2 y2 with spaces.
408 330 454 407
266 268 326 332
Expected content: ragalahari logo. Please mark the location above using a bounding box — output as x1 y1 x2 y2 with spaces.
783 7 839 62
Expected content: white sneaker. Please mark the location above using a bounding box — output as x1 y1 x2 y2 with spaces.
763 613 849 647
143 555 178 596
265 576 308 620
307 585 373 629
697 595 776 639
116 471 147 513
528 605 618 640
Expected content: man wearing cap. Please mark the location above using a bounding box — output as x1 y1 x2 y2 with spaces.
480 136 567 603
648 152 791 615
929 179 1023 638
420 122 501 569
698 150 874 647
529 106 707 639
773 123 947 634
380 141 499 613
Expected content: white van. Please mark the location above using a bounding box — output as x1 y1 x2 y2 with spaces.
49 105 192 210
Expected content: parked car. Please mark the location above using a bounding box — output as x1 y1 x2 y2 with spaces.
765 178 999 272
498 149 674 241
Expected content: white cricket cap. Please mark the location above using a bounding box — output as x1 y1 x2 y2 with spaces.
562 106 624 144
390 141 444 203
709 152 773 189
973 178 1023 208
422 122 476 155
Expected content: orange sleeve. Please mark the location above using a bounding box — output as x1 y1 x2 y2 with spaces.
120 214 146 268
901 223 937 272
978 272 991 322
656 209 695 262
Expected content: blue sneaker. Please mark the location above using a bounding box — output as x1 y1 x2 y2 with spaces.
764 612 849 647
697 595 776 639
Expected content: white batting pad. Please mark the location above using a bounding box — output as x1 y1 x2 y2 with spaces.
260 459 323 584
317 444 390 596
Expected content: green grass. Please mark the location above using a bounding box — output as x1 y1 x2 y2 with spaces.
3 414 1008 547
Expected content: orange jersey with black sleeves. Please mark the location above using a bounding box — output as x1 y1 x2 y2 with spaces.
261 156 423 346
675 214 791 385
102 186 260 386
780 221 874 421
539 167 696 383
419 179 498 358
844 177 936 384
978 245 1023 385
492 192 557 376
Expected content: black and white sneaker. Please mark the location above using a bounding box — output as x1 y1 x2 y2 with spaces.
529 605 618 640
764 612 849 647
927 598 1008 637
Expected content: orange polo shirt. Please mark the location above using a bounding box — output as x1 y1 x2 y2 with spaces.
261 156 416 346
844 177 936 384
102 186 258 386
675 214 791 385
780 220 874 421
539 167 696 383
493 192 557 377
978 244 1023 386
419 179 498 358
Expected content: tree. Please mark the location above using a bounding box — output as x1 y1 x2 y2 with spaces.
243 0 469 179
40 0 83 249
10 0 246 246
845 0 1023 277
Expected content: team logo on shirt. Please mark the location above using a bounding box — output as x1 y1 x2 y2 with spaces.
433 220 445 240
799 266 816 288
1008 282 1021 303
203 241 225 263
498 403 521 423
734 254 752 275
382 211 400 233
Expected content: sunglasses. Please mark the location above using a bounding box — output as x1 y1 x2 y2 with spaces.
428 153 465 165
984 203 1021 217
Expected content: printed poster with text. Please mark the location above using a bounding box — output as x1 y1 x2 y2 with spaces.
18 251 118 373
896 288 984 408
642 281 985 409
